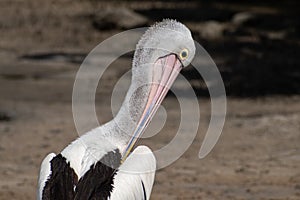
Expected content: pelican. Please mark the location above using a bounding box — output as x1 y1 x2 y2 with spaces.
37 19 195 200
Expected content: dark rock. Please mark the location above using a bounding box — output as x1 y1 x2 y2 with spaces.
0 111 14 122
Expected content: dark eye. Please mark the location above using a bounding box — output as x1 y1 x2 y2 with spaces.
179 49 188 60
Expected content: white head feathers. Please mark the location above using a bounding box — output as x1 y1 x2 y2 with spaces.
133 19 195 70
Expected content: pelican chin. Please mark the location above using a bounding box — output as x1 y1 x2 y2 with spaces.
38 19 195 200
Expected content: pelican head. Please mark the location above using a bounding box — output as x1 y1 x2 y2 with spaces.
120 19 196 161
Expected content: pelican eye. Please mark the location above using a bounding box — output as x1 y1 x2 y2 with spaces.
179 49 188 60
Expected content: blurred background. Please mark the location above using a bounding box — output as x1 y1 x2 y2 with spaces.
0 0 299 199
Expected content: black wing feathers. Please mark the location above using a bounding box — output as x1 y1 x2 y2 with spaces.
42 150 121 200
74 149 121 200
42 154 78 200
141 180 147 200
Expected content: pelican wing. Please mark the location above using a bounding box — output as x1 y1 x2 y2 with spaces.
74 149 121 200
37 153 56 199
38 153 79 200
110 146 156 200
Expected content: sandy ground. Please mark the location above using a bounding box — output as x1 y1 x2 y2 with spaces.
0 0 300 199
